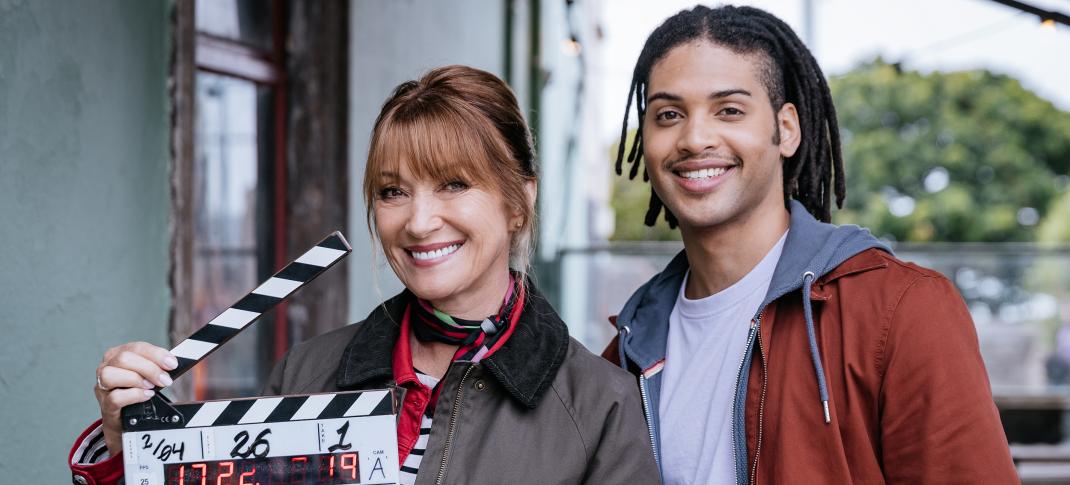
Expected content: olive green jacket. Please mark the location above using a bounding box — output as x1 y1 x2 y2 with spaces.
264 287 660 485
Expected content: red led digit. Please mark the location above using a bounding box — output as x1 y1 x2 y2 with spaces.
178 464 185 485
290 456 307 483
341 453 357 480
217 461 234 485
239 466 255 485
192 463 207 485
329 455 335 477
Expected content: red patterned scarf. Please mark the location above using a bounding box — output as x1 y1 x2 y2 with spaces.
408 274 524 363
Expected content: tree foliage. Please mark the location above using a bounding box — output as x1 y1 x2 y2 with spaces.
610 129 682 241
1038 189 1070 244
830 59 1070 242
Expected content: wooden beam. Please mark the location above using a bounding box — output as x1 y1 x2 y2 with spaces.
284 0 351 342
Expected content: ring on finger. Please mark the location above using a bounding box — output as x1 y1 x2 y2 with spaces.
96 373 109 392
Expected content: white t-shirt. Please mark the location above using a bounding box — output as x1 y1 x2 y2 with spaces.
659 231 787 485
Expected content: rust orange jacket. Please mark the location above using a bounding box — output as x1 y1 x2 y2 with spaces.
604 201 1018 484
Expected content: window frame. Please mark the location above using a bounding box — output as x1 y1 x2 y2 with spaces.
169 0 290 401
170 0 350 402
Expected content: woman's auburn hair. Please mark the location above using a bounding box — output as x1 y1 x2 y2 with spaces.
363 65 538 272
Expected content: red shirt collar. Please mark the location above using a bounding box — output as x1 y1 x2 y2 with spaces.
392 305 421 389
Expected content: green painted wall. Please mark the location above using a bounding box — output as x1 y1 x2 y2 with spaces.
0 0 171 481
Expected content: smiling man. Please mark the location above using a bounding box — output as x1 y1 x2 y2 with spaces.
604 5 1017 484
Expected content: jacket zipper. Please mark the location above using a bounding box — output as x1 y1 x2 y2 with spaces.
638 374 660 468
435 364 476 485
749 311 769 484
622 325 661 468
732 315 760 485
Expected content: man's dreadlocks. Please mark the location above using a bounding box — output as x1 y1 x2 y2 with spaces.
616 4 845 226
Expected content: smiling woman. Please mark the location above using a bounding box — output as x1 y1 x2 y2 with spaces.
71 65 660 485
279 65 658 484
363 66 538 314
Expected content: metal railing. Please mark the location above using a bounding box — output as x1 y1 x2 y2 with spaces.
559 242 1070 413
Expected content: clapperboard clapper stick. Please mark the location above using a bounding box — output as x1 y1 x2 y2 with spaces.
121 231 352 431
118 231 403 485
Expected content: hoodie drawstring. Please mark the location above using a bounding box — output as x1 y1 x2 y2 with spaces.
802 271 831 424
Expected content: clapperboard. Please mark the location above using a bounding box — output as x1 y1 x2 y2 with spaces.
121 232 401 485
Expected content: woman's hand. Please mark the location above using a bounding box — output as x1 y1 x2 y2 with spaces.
93 342 178 457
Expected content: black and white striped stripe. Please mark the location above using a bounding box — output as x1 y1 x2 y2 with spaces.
399 371 439 483
180 389 394 428
399 414 432 484
168 232 351 379
72 425 109 466
123 389 395 431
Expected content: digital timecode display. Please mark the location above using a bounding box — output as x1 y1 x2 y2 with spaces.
163 452 360 485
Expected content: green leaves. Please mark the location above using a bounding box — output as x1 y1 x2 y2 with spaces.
831 59 1070 242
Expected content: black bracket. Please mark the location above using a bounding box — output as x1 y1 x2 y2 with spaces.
120 392 186 432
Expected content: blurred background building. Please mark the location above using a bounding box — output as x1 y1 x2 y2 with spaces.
0 0 1067 482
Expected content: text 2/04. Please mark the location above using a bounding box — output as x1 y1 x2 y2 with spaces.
142 434 186 462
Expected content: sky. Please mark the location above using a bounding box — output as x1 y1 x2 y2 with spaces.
594 0 1070 143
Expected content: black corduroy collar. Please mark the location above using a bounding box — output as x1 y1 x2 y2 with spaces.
335 284 570 409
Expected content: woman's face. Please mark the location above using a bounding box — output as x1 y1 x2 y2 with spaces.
373 160 521 312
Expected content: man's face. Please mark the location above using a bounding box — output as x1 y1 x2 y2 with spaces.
642 40 799 232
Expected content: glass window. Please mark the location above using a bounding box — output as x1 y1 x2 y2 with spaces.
190 72 277 399
195 0 273 50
